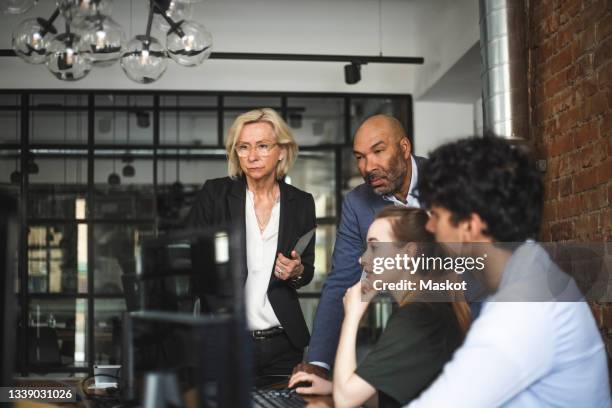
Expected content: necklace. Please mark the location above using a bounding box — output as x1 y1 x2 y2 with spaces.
255 212 268 232
252 188 280 232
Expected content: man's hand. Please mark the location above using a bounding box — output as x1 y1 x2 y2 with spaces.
291 362 329 380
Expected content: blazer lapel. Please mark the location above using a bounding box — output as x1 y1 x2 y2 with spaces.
276 180 294 258
270 181 294 282
228 177 246 225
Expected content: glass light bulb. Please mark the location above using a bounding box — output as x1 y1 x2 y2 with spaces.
153 0 192 32
166 21 212 67
57 0 112 24
120 35 167 84
1 0 37 14
12 18 54 64
45 32 92 81
77 14 125 67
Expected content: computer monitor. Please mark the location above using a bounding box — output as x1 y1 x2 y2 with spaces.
121 311 251 408
124 225 245 315
0 192 19 387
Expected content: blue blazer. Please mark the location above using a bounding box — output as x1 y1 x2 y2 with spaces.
307 156 427 366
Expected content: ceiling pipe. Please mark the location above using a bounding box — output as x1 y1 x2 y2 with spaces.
479 0 529 141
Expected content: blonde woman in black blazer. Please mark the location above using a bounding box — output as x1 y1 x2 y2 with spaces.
186 108 316 382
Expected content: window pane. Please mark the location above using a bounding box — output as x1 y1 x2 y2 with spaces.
342 146 362 197
349 98 411 141
93 224 155 294
28 224 81 294
298 223 336 293
299 297 319 334
156 156 226 229
0 152 21 185
27 157 88 219
94 156 154 219
286 97 345 146
32 94 85 106
161 95 217 107
94 298 126 365
160 97 218 145
25 298 88 369
30 95 88 145
0 94 21 106
95 110 153 145
288 151 336 217
0 95 20 144
95 94 153 108
224 96 281 109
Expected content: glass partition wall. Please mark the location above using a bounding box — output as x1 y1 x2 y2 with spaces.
0 91 412 375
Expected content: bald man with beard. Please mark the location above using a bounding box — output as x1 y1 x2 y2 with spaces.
292 114 427 379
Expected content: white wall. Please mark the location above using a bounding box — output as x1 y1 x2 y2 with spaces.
410 0 480 99
413 101 475 157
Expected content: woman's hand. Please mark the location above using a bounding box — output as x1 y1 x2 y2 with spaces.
288 372 332 396
342 281 374 321
274 250 304 280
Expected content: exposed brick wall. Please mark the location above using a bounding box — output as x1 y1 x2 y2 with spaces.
528 0 611 361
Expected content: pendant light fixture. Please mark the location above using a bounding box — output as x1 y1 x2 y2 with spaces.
45 21 92 81
119 2 166 84
77 12 125 67
10 0 212 83
11 7 59 64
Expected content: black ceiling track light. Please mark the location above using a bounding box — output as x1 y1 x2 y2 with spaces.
344 62 362 85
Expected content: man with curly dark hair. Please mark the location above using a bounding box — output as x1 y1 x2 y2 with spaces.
418 136 543 243
405 137 610 407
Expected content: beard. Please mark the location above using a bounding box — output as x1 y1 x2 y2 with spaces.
366 151 409 195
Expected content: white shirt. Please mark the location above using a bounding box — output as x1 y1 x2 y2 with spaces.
405 242 611 408
244 190 282 331
382 155 420 208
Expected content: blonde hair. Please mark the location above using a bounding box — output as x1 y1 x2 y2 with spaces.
225 108 299 180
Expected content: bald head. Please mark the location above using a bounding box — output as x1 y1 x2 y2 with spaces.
355 114 408 145
352 114 413 198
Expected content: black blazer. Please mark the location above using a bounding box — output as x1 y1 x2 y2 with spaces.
185 176 316 349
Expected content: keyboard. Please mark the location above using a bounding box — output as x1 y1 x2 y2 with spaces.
252 388 307 408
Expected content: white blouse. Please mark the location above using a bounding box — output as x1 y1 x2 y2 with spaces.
244 190 282 331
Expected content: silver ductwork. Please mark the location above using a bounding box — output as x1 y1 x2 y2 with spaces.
479 0 529 140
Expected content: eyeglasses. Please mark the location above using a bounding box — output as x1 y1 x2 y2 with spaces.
236 142 278 157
